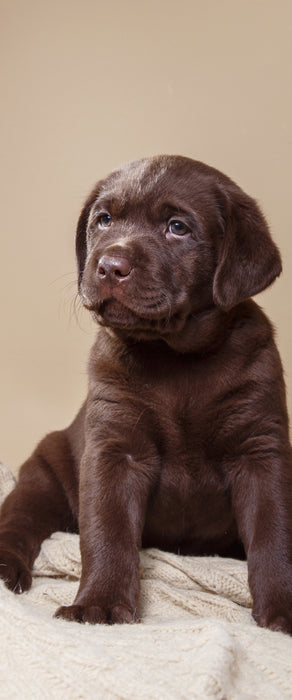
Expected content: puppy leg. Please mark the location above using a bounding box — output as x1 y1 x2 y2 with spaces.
56 438 159 624
0 431 77 593
231 450 292 634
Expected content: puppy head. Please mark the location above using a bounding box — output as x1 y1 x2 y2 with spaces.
76 156 281 338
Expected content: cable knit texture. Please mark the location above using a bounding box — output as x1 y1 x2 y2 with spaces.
0 462 292 699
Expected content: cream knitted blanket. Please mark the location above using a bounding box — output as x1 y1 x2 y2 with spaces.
0 462 292 699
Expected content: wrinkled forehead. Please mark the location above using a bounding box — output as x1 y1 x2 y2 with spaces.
94 156 218 218
97 158 173 208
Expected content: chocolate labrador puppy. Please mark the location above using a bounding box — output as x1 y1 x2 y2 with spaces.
1 156 292 632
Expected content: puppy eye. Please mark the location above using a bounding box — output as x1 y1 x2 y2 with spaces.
97 213 112 228
167 220 190 236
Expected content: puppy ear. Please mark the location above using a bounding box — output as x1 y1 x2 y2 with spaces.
213 185 282 311
75 185 101 288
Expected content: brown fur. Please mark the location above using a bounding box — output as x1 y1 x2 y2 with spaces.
1 155 292 632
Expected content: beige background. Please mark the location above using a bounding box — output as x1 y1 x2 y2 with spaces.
1 0 292 472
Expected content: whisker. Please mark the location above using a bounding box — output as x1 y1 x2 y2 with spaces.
69 294 96 334
49 271 77 286
56 277 94 334
71 294 84 328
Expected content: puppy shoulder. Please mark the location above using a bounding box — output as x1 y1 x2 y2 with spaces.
232 299 274 342
230 299 283 380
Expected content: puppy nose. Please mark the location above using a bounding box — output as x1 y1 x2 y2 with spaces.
97 255 132 280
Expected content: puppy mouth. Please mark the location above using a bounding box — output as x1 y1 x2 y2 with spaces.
80 279 191 335
96 298 142 327
82 292 181 332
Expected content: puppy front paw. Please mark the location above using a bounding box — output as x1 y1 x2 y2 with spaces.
110 603 140 624
253 607 292 635
0 548 32 593
54 602 140 625
267 615 292 634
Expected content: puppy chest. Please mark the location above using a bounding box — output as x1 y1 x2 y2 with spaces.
147 375 219 460
141 379 234 540
144 456 233 544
